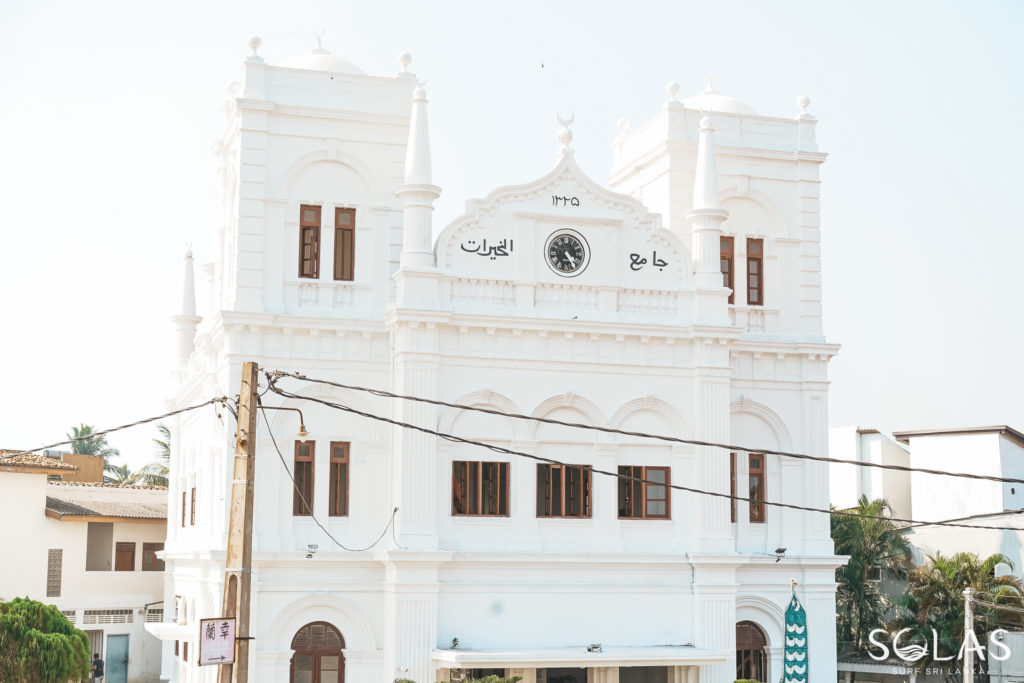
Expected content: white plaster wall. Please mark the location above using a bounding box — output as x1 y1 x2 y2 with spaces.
828 427 911 520
909 433 1004 521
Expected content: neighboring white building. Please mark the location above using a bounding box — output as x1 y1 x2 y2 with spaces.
895 426 1024 570
828 427 911 520
153 36 842 683
0 450 167 683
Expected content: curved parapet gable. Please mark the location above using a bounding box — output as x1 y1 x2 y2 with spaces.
435 152 692 293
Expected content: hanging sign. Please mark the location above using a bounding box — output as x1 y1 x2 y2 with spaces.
198 617 236 666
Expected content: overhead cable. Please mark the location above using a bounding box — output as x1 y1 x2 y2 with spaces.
265 381 1024 532
271 371 1024 486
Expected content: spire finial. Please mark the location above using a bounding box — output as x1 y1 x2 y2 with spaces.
557 113 574 153
247 36 262 57
704 74 718 93
796 94 814 120
666 82 680 102
398 52 412 73
313 29 327 54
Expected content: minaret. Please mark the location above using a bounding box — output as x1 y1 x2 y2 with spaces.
688 115 729 288
172 247 201 366
397 79 441 269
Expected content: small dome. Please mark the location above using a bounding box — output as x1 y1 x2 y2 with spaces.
682 84 758 116
279 49 365 75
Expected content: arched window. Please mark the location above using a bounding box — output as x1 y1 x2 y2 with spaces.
290 621 345 683
736 620 768 682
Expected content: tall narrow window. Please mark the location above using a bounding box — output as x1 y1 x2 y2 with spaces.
115 542 136 571
142 543 165 571
329 442 349 517
617 466 671 520
720 236 735 304
452 461 509 516
299 205 321 279
181 491 186 528
730 452 737 523
749 453 766 523
746 238 763 305
47 549 62 597
333 208 356 281
536 464 592 518
190 487 196 525
293 441 314 516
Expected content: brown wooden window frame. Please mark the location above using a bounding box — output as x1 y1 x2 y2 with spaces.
114 542 136 572
299 205 321 279
190 487 196 526
720 235 735 304
328 442 349 517
333 207 356 282
536 463 592 518
452 461 510 517
730 452 737 524
142 542 165 571
749 452 766 523
293 441 315 516
181 491 186 528
746 238 763 306
617 465 671 520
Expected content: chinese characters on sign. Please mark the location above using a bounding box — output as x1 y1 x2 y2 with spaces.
198 617 235 666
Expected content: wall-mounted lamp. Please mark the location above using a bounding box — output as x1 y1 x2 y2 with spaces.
306 544 318 559
775 547 787 563
587 644 602 653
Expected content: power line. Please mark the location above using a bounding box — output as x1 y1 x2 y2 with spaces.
258 405 401 552
265 381 1024 532
0 397 231 464
904 509 1024 530
270 371 1024 487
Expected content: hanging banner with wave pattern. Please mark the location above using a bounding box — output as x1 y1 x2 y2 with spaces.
784 588 808 683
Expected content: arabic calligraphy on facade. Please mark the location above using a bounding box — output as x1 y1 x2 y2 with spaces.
551 195 580 207
629 251 668 272
460 238 515 260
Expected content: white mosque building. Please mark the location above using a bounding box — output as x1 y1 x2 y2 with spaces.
149 35 841 683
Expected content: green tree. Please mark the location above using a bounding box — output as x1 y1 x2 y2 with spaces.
132 423 171 487
67 423 120 475
887 551 1024 681
831 496 913 652
107 463 144 485
0 597 91 683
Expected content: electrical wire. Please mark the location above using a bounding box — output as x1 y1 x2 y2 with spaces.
259 405 401 552
904 508 1024 529
265 381 1024 532
0 397 231 463
271 371 1024 486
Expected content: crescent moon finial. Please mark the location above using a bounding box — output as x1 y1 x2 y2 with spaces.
557 113 575 128
415 77 427 88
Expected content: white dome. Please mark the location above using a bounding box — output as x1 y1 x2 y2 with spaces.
682 87 758 116
279 49 365 76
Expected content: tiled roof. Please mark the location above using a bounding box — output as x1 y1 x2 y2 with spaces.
45 481 167 520
0 449 77 471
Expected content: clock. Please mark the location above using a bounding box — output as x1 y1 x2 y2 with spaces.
544 229 590 277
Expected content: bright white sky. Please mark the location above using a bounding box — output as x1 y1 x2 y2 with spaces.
1 0 1021 470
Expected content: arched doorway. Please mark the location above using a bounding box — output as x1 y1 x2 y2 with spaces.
736 620 768 682
290 621 345 683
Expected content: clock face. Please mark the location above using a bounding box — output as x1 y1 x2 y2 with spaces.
544 229 590 277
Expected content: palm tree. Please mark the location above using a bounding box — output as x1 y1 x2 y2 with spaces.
831 496 913 652
889 552 1024 667
107 463 144 485
67 423 120 475
132 423 171 487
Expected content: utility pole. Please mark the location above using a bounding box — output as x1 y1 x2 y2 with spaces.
964 586 975 683
220 361 258 683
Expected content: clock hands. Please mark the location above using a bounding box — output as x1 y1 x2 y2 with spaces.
563 251 577 267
